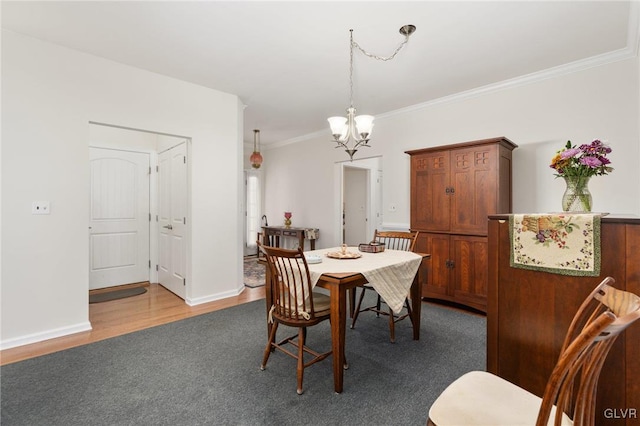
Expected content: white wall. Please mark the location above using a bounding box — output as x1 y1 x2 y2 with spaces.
1 31 244 349
262 56 640 249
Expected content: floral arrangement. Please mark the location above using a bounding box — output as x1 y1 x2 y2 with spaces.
549 139 613 178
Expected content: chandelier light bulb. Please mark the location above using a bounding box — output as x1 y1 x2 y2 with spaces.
327 116 348 140
354 115 374 138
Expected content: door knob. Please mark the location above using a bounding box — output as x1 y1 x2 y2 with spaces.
163 224 173 230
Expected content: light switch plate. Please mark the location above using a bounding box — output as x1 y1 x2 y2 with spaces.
32 201 50 215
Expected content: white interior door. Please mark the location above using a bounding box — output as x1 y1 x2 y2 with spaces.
158 143 187 299
89 148 150 289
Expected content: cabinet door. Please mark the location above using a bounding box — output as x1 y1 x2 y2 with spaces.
411 152 450 231
451 235 488 311
418 232 451 298
450 145 498 235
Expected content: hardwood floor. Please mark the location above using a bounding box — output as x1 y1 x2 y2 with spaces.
0 283 265 366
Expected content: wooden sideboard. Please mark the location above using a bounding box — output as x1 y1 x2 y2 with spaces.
487 215 640 425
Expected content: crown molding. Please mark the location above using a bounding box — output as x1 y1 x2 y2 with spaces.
264 129 328 150
380 48 636 121
268 2 640 149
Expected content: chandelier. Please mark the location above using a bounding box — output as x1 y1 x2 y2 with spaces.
250 129 263 169
328 25 416 160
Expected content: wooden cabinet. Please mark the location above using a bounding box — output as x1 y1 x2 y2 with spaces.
416 233 489 311
487 215 640 426
407 137 516 312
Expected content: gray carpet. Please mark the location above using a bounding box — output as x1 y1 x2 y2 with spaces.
1 295 486 426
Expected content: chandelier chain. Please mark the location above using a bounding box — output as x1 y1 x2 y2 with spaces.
351 34 411 62
330 25 415 161
348 30 411 107
349 30 354 108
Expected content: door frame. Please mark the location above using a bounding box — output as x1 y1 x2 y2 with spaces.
243 169 262 257
88 122 191 294
343 166 369 245
334 156 383 245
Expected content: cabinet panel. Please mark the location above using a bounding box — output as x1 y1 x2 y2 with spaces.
411 152 450 231
451 235 488 310
625 224 640 419
418 233 488 311
451 145 498 235
418 232 450 298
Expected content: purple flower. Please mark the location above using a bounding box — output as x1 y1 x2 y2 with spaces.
560 148 580 159
580 156 602 168
550 139 613 178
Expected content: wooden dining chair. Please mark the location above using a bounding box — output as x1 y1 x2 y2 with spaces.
258 242 333 395
350 229 419 342
427 276 640 426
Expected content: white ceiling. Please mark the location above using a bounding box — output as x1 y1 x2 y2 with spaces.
1 1 637 146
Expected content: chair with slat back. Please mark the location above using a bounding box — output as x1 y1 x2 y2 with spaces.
427 276 640 426
258 242 334 395
350 229 419 342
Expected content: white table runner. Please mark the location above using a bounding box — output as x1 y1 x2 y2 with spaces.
305 247 422 314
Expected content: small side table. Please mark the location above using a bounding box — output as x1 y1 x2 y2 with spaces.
260 226 319 252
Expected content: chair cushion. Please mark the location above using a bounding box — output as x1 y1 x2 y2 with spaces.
310 291 331 314
428 371 573 426
275 291 331 318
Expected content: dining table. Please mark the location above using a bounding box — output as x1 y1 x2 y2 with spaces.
262 245 429 393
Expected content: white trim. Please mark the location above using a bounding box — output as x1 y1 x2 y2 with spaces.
89 121 190 140
185 287 244 306
628 0 640 56
381 222 411 232
379 50 636 120
0 322 92 351
267 128 327 150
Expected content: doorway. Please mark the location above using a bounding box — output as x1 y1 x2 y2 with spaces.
88 123 189 299
343 167 368 245
336 156 383 245
244 170 261 257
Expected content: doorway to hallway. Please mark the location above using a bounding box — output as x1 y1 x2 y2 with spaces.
88 122 190 300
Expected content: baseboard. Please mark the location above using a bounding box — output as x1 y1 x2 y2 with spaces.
0 321 93 351
186 286 244 306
